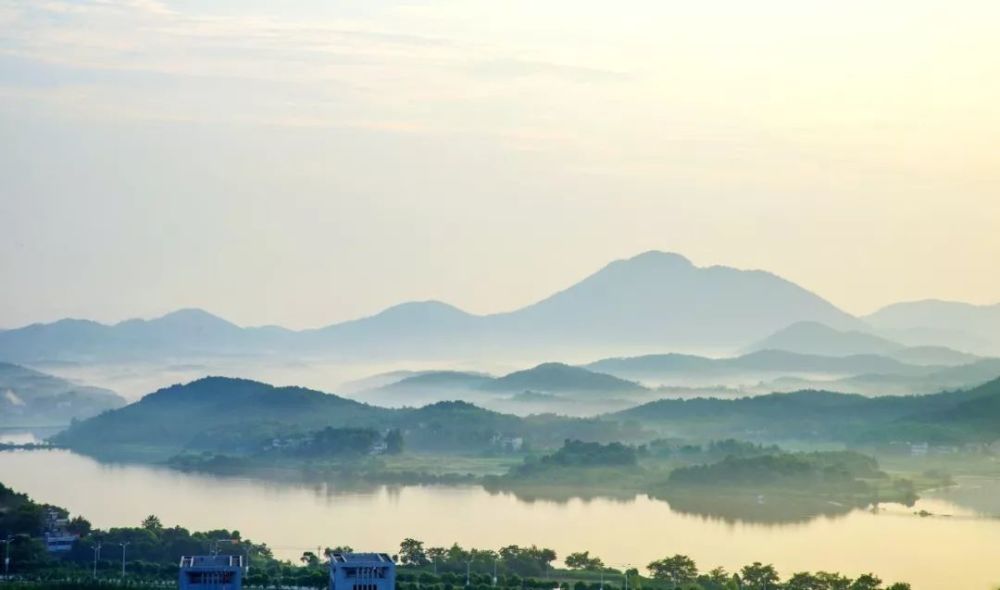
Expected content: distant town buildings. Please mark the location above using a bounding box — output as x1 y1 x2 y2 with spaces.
491 433 524 452
43 509 77 553
179 555 244 590
329 552 396 590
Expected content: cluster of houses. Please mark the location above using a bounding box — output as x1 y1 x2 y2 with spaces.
179 551 395 590
42 508 78 553
490 433 524 453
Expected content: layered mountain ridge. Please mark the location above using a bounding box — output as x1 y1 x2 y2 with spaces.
3 252 999 362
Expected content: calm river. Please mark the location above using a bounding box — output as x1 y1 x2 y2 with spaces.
1 448 998 590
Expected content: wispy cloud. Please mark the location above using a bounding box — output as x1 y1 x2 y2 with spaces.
0 0 632 158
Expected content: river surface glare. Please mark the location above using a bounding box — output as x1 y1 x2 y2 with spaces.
1 448 998 590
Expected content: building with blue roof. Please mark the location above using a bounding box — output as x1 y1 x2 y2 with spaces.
329 552 396 590
179 555 244 590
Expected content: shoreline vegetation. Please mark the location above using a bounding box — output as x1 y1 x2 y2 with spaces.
8 373 997 525
158 439 943 516
0 481 913 590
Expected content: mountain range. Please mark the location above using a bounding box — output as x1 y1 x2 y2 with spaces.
0 362 126 426
348 348 1000 414
2 251 999 363
351 362 647 414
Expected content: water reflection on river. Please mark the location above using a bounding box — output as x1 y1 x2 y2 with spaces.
1 449 998 590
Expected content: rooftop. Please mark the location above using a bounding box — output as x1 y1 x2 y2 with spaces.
180 556 244 569
330 553 394 565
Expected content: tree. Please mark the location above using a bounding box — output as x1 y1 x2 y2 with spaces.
537 547 558 574
427 547 447 564
815 572 852 590
565 551 604 571
740 563 779 590
399 538 427 565
301 552 321 567
785 572 821 590
647 555 698 585
497 545 557 577
141 515 163 532
67 516 92 536
885 584 911 590
625 568 641 590
386 429 404 455
706 567 729 584
448 543 470 564
325 546 354 557
850 574 882 590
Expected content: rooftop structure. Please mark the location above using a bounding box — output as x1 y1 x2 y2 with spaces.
329 552 395 590
179 555 244 590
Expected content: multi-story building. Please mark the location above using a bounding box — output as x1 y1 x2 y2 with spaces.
329 552 396 590
179 555 244 590
43 508 77 553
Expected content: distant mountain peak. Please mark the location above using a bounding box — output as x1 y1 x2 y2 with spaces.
113 308 237 329
622 250 693 266
747 321 903 357
377 300 469 316
600 251 695 275
485 362 644 393
160 308 226 321
165 308 236 326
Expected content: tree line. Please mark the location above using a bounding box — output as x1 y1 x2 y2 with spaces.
1 481 911 590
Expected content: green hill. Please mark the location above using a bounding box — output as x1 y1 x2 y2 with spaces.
887 378 1000 441
52 377 389 455
0 362 125 426
482 363 645 394
616 378 1000 442
53 377 632 458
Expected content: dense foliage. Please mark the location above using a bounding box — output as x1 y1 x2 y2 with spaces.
53 378 634 458
619 377 1000 444
667 451 883 488
0 482 913 590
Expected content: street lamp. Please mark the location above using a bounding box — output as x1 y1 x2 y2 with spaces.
118 542 130 578
1 535 13 581
92 542 102 579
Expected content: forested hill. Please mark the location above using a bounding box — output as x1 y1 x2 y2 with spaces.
481 363 645 393
55 374 1000 458
52 377 632 457
52 377 388 452
615 377 1000 443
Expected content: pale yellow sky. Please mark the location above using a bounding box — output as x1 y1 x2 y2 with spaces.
1 0 998 328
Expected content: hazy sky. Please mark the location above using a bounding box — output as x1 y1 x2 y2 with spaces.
2 0 999 329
